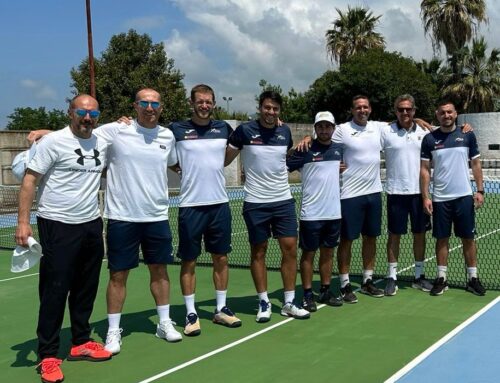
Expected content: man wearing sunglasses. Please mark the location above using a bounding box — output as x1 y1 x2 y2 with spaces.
169 84 241 336
102 88 181 353
16 94 114 383
380 95 434 296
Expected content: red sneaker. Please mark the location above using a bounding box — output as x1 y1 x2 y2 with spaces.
38 357 64 383
67 341 112 362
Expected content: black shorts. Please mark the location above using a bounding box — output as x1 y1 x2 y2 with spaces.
340 193 382 240
387 194 431 235
106 219 173 271
243 199 297 245
299 219 341 252
177 203 232 261
432 196 475 239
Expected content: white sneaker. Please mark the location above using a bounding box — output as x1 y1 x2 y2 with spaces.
156 320 182 343
104 328 123 355
256 300 272 323
281 302 310 319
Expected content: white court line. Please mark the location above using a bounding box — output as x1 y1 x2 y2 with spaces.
384 295 500 383
137 316 297 383
0 272 39 282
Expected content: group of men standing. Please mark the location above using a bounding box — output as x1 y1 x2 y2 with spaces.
15 85 486 383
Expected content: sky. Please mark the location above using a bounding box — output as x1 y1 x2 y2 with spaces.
1 0 499 128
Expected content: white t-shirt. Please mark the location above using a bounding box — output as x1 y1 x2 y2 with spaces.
331 120 385 199
98 120 177 222
28 126 111 224
381 122 429 195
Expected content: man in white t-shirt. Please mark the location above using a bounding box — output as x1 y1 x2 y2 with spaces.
380 95 433 296
16 95 113 383
331 95 386 303
102 88 182 353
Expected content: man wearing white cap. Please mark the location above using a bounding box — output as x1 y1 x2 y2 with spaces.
287 111 343 312
16 94 113 383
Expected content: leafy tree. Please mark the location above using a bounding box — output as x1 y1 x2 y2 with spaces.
257 80 311 123
325 6 385 65
71 29 190 124
212 106 249 121
442 37 500 112
421 0 488 55
305 50 439 122
6 107 69 131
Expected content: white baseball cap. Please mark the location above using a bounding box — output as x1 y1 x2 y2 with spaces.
11 142 37 182
11 236 43 273
314 111 335 126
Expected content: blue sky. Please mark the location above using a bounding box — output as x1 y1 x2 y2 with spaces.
1 0 499 128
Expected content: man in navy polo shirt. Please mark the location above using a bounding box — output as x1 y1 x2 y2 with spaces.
287 111 344 312
420 99 485 296
225 91 310 322
170 84 242 336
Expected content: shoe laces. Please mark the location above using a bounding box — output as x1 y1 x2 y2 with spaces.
160 319 177 329
259 300 269 311
39 358 62 373
220 306 235 316
186 313 198 325
80 341 105 351
106 328 122 344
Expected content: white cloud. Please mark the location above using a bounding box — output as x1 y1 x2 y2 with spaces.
166 0 500 114
123 15 166 30
20 79 57 100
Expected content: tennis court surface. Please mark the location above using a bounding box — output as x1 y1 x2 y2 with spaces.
2 251 499 383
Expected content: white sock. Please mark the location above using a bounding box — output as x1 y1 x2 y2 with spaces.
437 266 448 280
183 294 197 315
415 261 424 279
363 269 374 283
467 267 478 279
284 290 295 304
157 304 170 323
257 291 269 303
339 273 350 288
107 313 121 331
388 263 398 280
215 290 227 311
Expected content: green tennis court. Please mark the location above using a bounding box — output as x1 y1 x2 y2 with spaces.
2 248 499 383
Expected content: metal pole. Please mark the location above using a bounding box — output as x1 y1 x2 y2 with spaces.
86 0 96 98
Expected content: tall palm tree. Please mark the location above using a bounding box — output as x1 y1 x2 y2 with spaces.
325 6 385 65
442 37 500 112
420 0 488 55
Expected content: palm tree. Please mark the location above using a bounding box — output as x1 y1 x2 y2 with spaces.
442 37 500 112
421 0 488 55
325 6 385 65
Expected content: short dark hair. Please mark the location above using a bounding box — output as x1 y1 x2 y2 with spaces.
259 90 283 108
352 94 370 107
191 84 215 102
436 98 456 109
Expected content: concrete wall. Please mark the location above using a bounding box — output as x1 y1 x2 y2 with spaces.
0 131 30 186
457 112 500 159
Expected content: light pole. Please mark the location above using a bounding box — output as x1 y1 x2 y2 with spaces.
222 96 232 114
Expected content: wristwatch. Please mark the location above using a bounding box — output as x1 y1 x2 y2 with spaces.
476 190 485 195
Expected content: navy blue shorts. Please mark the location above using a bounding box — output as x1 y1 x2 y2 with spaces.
177 203 232 261
106 219 173 271
387 194 431 235
299 219 341 252
340 192 382 240
243 199 297 245
432 196 475 239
